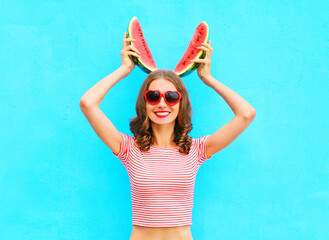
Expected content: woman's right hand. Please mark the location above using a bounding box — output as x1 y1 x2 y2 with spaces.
121 32 141 73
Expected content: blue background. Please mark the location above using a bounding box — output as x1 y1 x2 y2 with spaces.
1 0 328 239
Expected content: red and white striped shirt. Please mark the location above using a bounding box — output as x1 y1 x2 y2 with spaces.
113 133 212 227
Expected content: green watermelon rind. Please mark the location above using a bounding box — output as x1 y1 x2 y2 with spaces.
176 21 210 77
126 16 157 74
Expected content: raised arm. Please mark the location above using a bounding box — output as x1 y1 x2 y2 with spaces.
79 33 141 155
191 40 256 158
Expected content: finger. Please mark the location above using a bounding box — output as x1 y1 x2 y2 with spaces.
122 33 126 48
197 46 210 52
123 38 136 49
123 38 136 42
203 40 211 46
126 45 141 55
190 59 207 64
201 42 213 51
126 51 141 58
198 47 212 59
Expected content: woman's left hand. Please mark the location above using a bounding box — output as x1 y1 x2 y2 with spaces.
190 40 213 82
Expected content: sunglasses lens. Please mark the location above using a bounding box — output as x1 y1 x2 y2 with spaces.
165 91 180 105
146 91 160 104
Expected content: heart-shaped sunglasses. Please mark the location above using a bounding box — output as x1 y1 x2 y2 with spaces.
144 90 182 106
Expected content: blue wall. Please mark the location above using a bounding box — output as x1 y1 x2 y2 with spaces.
1 0 328 239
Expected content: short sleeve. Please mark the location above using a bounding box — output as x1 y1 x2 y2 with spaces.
112 133 134 167
195 135 212 165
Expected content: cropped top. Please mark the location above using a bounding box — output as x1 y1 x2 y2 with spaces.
113 133 212 227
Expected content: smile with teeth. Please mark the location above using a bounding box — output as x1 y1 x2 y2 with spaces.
154 112 171 118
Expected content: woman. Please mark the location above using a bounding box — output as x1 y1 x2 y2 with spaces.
80 33 256 240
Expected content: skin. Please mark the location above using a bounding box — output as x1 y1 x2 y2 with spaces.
129 225 193 240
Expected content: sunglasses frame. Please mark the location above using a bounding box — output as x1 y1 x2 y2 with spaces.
144 90 182 106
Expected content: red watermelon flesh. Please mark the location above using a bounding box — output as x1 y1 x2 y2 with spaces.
127 17 157 73
174 22 209 77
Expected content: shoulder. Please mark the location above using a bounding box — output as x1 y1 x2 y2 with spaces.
192 135 209 146
118 133 138 149
191 135 212 159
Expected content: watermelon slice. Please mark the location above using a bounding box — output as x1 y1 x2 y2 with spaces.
126 16 157 73
174 22 210 77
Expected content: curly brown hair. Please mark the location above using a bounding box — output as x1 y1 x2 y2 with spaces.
129 69 193 154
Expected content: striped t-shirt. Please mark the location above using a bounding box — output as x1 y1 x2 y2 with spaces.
113 133 212 227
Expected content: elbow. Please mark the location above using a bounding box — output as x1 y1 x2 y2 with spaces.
79 96 100 109
79 98 93 110
246 109 256 119
79 98 87 109
239 109 256 120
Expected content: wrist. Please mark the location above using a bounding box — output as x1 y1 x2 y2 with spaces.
119 65 133 77
200 74 213 85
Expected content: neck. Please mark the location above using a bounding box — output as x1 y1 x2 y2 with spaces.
151 121 176 148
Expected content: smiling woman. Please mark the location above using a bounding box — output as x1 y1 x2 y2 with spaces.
79 32 256 240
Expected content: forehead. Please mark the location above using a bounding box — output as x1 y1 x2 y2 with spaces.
148 78 177 91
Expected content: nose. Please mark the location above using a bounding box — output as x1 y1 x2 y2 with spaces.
157 95 167 107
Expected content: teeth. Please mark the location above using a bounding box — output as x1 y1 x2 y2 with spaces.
155 112 170 116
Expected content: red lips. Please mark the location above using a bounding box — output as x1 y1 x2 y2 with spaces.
154 111 171 118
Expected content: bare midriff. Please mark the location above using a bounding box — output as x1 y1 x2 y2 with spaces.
129 225 193 240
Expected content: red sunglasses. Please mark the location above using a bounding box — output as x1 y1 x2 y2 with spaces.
144 90 182 106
